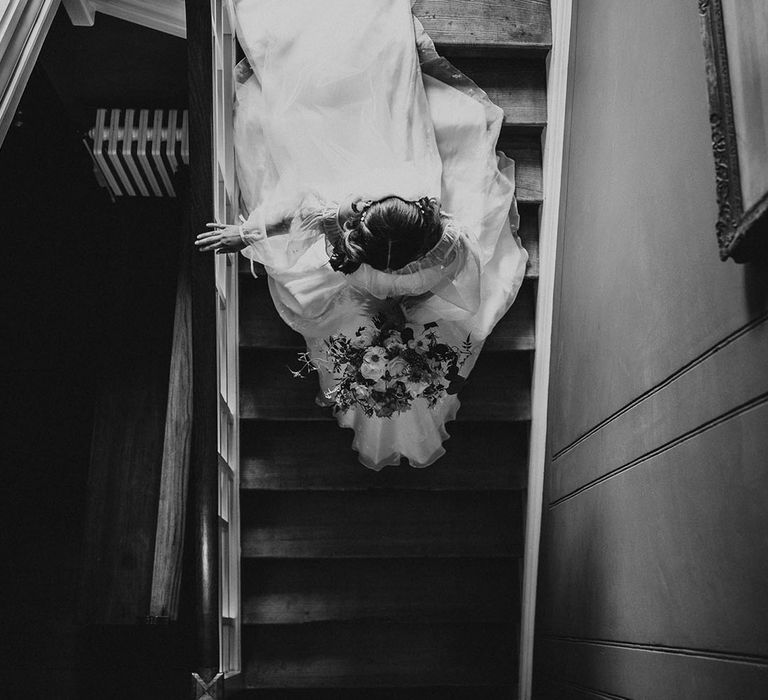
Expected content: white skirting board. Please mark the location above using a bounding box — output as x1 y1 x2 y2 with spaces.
518 1 576 698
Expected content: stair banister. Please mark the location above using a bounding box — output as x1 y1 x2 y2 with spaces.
211 0 243 684
185 0 222 693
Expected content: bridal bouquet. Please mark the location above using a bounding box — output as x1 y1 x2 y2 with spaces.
295 318 472 418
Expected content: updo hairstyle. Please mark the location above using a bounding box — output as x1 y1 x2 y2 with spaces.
330 196 443 274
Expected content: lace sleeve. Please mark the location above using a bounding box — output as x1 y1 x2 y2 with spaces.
239 193 338 275
294 194 343 244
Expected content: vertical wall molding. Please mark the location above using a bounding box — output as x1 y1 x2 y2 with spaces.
0 0 60 146
518 1 576 697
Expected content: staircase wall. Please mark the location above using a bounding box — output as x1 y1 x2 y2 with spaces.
534 2 768 697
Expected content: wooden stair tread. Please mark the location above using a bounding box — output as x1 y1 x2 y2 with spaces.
240 348 531 422
416 0 552 54
243 622 518 688
241 490 523 558
518 202 539 279
484 275 535 352
459 352 532 419
240 277 535 352
230 688 517 699
240 421 529 491
238 282 302 349
450 56 547 127
242 558 520 624
499 131 542 202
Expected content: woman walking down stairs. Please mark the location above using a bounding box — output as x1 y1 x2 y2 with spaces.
232 1 551 696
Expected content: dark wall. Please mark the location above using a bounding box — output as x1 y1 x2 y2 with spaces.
2 62 112 699
41 9 187 130
2 9 187 698
534 1 768 698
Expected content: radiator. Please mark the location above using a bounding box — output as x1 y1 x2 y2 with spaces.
87 108 189 197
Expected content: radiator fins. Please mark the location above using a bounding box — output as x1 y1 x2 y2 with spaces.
87 108 189 197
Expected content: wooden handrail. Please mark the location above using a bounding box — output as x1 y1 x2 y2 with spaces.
184 0 221 693
148 182 194 623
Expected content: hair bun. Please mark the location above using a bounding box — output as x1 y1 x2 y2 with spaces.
331 195 443 273
329 227 363 274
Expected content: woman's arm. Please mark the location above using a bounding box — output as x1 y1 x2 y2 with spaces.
195 204 293 254
195 222 247 254
196 193 365 257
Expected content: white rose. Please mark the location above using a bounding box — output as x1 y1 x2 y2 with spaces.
360 346 387 380
354 385 371 400
386 356 409 378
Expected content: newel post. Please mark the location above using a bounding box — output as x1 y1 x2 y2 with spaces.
185 0 222 696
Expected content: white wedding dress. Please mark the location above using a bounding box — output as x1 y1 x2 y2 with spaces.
231 0 528 469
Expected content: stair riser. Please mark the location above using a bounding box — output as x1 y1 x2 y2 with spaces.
241 490 523 559
243 622 519 688
452 57 547 127
242 557 521 624
416 0 552 54
240 421 529 491
240 348 532 422
240 275 536 351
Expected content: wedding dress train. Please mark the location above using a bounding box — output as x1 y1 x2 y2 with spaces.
231 0 528 469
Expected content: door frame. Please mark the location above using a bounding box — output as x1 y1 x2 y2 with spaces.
0 0 59 145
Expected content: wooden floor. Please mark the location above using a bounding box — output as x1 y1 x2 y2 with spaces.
236 1 550 695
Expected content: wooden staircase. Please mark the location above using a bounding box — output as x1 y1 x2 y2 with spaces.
234 2 550 696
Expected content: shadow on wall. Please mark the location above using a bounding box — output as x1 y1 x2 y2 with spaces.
744 253 768 317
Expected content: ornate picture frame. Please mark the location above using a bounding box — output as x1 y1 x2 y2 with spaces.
698 0 768 262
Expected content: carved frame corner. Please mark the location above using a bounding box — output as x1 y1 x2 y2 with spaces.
698 0 768 262
697 0 744 261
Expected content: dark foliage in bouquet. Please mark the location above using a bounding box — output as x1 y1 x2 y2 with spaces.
292 314 472 418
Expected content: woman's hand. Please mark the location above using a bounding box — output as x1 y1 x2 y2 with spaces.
195 223 247 254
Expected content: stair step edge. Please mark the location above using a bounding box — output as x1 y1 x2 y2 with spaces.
241 552 521 560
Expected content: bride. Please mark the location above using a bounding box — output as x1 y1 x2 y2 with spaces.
195 0 528 470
